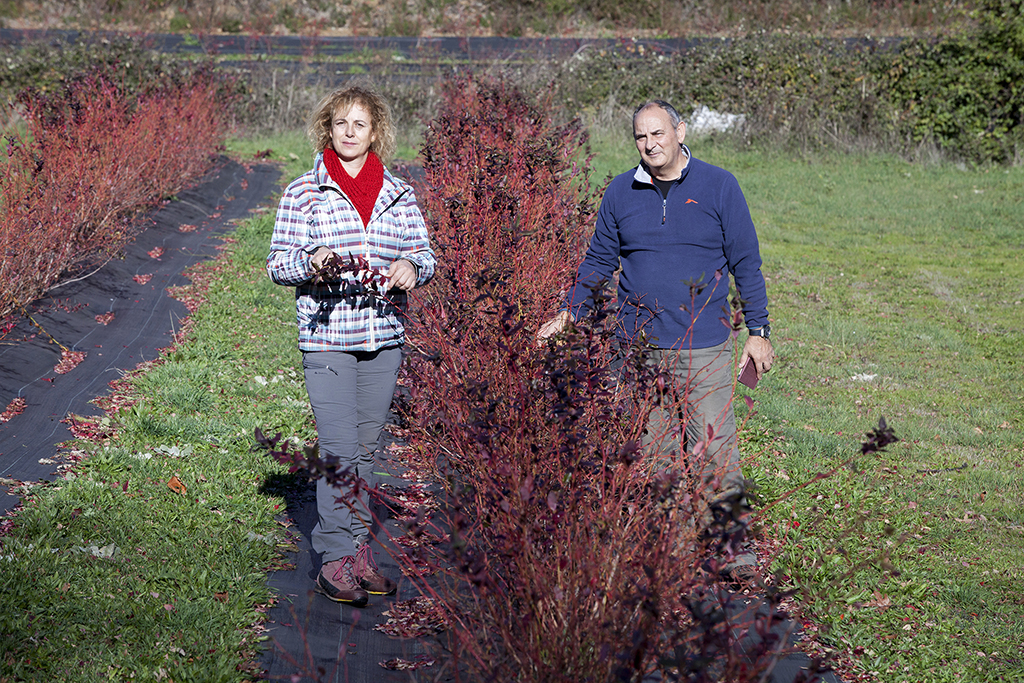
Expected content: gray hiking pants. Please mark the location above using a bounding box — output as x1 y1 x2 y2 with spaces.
303 347 401 562
644 337 745 496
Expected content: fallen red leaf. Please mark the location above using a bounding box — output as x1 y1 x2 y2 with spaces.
54 350 87 375
0 397 27 424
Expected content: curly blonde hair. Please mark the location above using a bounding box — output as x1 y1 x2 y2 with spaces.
307 85 397 165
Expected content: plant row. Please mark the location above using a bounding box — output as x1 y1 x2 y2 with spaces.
0 0 968 41
0 52 234 319
393 75 787 681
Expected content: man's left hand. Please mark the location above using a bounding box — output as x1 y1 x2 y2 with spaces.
739 336 775 380
387 259 418 291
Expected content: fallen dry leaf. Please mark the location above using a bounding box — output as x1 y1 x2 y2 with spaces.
167 475 187 495
379 656 436 671
0 397 27 424
374 597 449 638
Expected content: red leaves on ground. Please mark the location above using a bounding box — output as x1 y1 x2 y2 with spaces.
95 312 115 325
147 246 165 259
379 656 436 671
62 414 116 441
53 349 86 374
178 223 198 233
133 273 154 285
0 397 27 424
373 597 450 639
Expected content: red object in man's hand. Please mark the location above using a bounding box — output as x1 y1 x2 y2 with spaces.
738 359 758 389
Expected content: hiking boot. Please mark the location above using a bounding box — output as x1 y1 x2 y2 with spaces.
720 550 765 590
317 556 369 606
354 543 397 596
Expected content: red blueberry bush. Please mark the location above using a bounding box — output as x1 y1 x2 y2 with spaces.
393 75 790 681
0 65 231 318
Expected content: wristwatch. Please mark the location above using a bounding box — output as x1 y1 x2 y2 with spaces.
748 325 771 340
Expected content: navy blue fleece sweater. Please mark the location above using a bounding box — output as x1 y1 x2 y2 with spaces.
566 149 769 349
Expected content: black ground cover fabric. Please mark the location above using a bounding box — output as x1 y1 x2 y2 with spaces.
0 155 280 514
260 445 434 682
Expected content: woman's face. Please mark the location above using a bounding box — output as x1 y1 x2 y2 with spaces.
330 101 376 163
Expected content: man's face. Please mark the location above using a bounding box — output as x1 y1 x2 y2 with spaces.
633 105 687 178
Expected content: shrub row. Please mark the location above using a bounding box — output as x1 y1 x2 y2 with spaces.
0 62 233 318
0 0 963 40
389 74 786 681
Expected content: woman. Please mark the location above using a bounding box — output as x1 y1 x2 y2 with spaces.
267 86 435 606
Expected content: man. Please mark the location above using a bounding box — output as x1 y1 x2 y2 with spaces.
539 100 774 581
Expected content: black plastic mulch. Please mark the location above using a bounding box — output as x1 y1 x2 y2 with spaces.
262 469 842 683
260 448 435 683
0 155 280 514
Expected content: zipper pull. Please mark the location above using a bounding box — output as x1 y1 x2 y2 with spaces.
662 199 667 225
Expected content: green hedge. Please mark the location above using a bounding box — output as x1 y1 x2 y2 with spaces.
546 1 1024 164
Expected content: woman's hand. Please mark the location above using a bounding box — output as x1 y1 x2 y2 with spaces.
387 259 418 291
311 246 334 270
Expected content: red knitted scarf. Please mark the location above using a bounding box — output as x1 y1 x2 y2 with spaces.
323 148 384 228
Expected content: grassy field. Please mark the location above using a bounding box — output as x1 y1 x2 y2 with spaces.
685 138 1024 682
1 122 1021 681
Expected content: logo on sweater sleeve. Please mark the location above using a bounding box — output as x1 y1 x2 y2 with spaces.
685 198 699 204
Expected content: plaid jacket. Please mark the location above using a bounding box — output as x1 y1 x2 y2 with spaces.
267 153 436 352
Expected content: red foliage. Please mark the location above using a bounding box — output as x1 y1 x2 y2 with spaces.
388 75 787 682
53 349 86 375
0 69 231 318
94 311 115 325
0 397 27 424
